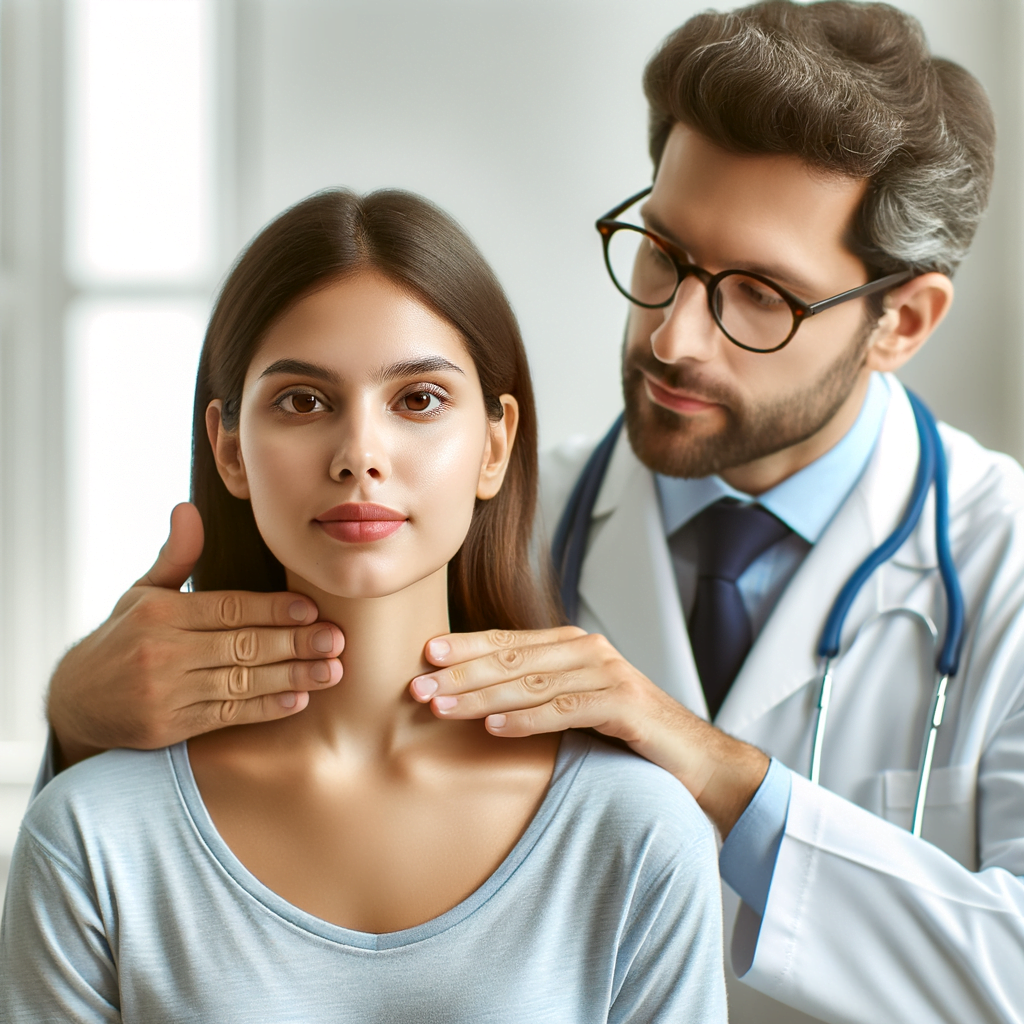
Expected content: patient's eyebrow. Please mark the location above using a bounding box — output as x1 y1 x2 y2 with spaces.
371 356 466 384
258 359 341 384
257 355 466 387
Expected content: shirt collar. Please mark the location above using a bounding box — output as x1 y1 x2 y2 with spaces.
656 372 892 542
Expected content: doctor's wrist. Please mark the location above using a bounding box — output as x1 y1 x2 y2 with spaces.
628 691 769 838
690 728 771 839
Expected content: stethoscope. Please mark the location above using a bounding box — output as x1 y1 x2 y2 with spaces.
551 391 965 838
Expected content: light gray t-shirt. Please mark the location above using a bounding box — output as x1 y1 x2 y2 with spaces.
1 730 726 1023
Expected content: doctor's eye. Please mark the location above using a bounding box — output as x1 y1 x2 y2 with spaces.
275 390 328 415
394 385 448 417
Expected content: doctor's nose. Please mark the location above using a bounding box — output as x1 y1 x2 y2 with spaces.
649 276 723 364
329 408 392 485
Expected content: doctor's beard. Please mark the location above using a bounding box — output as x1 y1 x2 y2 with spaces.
620 325 872 480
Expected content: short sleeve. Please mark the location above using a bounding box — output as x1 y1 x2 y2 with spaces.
609 817 728 1023
0 827 121 1023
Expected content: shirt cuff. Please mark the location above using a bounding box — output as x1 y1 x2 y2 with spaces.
718 757 792 917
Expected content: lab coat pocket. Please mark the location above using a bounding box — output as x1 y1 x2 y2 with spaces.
881 764 977 868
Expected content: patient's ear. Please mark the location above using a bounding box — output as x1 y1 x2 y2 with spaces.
206 400 250 500
476 395 519 500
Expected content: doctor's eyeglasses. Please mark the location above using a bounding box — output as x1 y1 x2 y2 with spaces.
596 186 914 354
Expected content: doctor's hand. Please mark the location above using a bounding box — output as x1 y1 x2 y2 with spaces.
47 502 344 769
411 627 769 837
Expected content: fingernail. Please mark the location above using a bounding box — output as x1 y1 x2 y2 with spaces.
289 600 310 622
411 676 438 700
312 628 334 653
487 714 507 730
311 661 331 683
427 639 450 661
278 692 298 708
434 695 458 712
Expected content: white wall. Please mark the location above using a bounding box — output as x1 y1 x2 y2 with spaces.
229 0 702 450
229 0 1024 455
895 0 1024 458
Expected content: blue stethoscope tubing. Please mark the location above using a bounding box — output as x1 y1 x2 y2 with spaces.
551 392 965 838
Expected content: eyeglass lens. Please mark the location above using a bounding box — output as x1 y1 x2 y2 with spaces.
605 225 796 351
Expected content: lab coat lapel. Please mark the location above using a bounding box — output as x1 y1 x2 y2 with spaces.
716 381 925 736
577 434 708 717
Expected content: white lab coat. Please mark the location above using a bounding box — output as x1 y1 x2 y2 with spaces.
538 378 1024 1024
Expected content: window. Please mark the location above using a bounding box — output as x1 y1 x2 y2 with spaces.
0 0 221 886
65 0 215 637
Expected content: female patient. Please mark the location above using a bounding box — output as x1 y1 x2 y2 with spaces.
0 189 725 1022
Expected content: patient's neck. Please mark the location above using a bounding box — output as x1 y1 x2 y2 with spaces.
284 566 450 757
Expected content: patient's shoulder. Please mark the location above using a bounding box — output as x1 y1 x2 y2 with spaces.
562 731 716 862
22 747 180 861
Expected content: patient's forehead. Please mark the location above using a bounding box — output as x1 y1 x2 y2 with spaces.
248 271 474 384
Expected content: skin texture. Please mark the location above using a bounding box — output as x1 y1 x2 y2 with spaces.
189 272 560 932
408 125 954 836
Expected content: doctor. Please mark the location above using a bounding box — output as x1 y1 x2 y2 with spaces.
40 2 1024 1022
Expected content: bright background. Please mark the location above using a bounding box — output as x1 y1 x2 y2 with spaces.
0 0 1021 885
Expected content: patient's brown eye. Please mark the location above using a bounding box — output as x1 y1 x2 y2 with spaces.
404 392 433 412
291 394 318 414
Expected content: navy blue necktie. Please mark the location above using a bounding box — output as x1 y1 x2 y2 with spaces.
685 500 792 718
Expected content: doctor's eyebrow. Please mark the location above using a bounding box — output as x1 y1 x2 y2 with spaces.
642 209 819 299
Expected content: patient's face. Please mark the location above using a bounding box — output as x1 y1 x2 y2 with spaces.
231 271 493 599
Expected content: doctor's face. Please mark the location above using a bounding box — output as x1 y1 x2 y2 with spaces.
213 272 508 601
621 124 877 481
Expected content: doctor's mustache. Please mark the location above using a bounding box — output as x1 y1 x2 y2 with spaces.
618 335 865 479
621 346 740 412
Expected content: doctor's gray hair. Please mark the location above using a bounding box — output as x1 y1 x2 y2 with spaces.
643 0 995 279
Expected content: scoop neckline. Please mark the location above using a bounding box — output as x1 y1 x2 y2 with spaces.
169 729 588 951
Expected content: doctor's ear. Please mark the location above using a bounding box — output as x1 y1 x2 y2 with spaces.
206 400 251 500
476 394 519 500
864 272 954 373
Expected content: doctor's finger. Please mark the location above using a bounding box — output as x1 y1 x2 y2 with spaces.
168 589 320 632
190 620 345 672
481 692 617 739
174 690 313 741
188 656 343 704
136 502 204 591
427 667 598 720
423 625 586 667
412 630 613 699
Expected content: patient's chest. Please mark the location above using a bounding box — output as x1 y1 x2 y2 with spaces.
188 728 559 933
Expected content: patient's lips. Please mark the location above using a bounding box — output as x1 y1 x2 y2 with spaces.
315 503 407 543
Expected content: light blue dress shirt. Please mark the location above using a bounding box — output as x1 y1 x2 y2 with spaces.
656 372 891 917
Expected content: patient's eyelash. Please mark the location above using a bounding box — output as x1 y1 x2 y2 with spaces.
394 383 450 418
274 389 329 415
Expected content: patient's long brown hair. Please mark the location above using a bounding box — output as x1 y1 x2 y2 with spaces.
191 188 558 632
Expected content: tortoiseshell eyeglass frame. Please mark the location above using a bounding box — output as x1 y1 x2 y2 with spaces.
596 186 914 354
